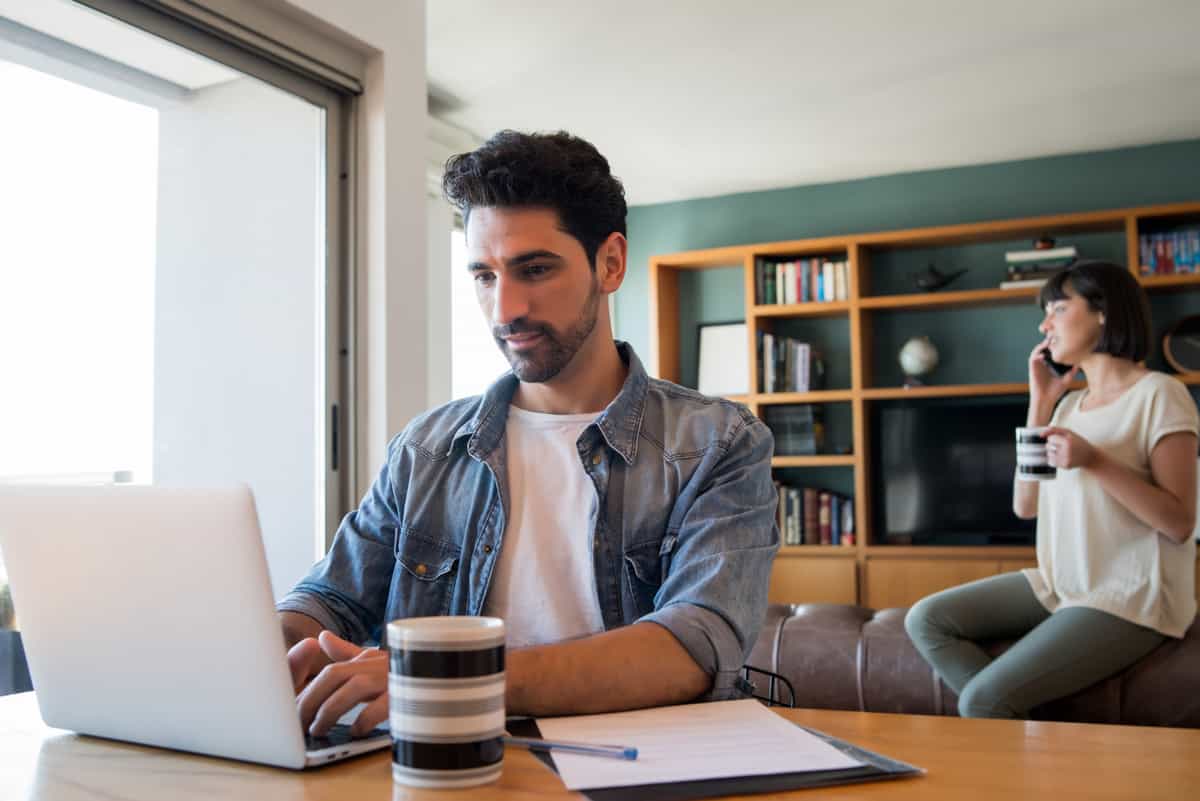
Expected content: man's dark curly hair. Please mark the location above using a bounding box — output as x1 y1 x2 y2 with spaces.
442 130 627 268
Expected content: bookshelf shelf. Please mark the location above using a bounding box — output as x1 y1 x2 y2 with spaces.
777 545 857 557
755 390 854 405
861 382 1030 400
865 545 1036 560
752 301 850 318
1138 273 1200 291
772 455 855 468
650 199 1200 607
859 286 1040 311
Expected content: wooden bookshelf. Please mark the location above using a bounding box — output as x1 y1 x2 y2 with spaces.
650 200 1200 607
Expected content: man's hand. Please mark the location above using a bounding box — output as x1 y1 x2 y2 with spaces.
292 631 389 736
287 636 333 692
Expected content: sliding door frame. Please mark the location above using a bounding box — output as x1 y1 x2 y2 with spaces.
73 0 358 551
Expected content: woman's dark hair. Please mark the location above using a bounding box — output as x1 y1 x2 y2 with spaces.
1037 260 1152 362
442 130 627 268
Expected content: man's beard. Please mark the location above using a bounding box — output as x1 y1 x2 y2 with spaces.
493 282 600 383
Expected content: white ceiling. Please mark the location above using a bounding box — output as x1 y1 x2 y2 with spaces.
0 0 237 89
427 0 1200 206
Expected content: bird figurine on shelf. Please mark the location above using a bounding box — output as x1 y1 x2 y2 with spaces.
911 263 967 292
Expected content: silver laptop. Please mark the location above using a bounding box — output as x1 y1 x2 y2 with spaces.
0 485 390 769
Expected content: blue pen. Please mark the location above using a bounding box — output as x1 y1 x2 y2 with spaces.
503 735 638 761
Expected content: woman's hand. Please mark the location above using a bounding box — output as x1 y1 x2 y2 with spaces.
1043 426 1100 470
1028 337 1079 408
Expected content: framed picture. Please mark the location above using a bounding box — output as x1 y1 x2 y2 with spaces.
697 321 748 396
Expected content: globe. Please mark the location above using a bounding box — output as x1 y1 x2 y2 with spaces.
899 336 939 383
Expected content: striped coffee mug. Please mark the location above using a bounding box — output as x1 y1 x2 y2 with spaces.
387 616 506 789
1016 426 1057 481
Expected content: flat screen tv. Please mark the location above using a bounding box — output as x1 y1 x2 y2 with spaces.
872 399 1035 545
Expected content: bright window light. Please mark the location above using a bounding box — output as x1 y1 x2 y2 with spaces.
450 229 510 399
0 60 156 483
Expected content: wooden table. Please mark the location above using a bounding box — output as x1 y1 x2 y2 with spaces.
3 690 1198 800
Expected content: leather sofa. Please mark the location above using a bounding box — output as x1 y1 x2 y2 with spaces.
746 603 1200 728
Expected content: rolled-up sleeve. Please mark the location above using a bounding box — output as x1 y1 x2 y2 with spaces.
276 437 404 645
638 414 779 700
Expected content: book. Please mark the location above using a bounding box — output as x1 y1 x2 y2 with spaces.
818 492 832 545
1006 261 1071 277
789 488 801 546
1005 245 1077 264
999 277 1048 289
763 404 821 455
802 488 819 545
841 498 855 546
829 495 841 545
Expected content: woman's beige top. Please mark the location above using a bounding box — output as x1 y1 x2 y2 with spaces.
1023 372 1199 637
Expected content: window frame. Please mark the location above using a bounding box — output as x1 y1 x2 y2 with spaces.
73 0 358 548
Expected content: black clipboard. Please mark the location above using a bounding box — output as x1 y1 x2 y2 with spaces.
507 717 923 801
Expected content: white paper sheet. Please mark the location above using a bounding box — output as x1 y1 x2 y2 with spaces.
535 698 861 791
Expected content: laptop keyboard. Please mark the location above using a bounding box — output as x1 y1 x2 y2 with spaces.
305 724 389 751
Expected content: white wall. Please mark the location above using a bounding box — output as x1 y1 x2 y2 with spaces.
426 195 453 407
279 0 429 496
155 77 323 598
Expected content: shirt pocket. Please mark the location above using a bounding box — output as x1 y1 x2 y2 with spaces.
622 533 678 615
389 528 460 618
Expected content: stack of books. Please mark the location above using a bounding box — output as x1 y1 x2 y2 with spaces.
762 404 824 456
775 483 855 546
1139 229 1200 275
755 257 850 305
758 334 826 394
999 245 1077 289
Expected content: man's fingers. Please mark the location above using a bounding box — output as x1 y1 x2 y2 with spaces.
306 671 388 736
349 694 389 737
287 638 326 693
297 661 351 731
318 630 366 663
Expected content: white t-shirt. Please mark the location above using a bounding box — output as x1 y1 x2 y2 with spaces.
1023 372 1199 637
482 405 606 649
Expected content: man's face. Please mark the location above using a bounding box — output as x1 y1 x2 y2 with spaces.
465 207 602 383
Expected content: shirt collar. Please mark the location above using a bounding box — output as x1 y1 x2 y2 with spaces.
453 341 647 466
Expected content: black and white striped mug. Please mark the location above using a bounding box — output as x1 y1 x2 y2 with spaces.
1016 426 1057 481
387 616 506 789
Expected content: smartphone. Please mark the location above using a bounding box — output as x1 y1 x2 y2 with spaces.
1041 348 1073 377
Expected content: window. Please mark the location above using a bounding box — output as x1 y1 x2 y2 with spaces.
0 0 354 603
450 229 511 399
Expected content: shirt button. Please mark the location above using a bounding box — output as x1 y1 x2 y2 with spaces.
591 453 602 466
415 563 427 576
483 544 493 554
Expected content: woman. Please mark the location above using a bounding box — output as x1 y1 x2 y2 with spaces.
905 260 1198 719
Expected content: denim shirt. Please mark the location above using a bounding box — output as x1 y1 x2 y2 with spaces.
278 342 779 699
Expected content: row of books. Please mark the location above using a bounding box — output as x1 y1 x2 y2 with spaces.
758 334 826 394
1139 230 1200 275
776 484 855 546
999 246 1077 289
762 404 826 456
755 258 850 305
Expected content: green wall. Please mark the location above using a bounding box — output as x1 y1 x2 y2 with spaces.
619 139 1200 384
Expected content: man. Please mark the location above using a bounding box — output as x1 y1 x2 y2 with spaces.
278 130 778 737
